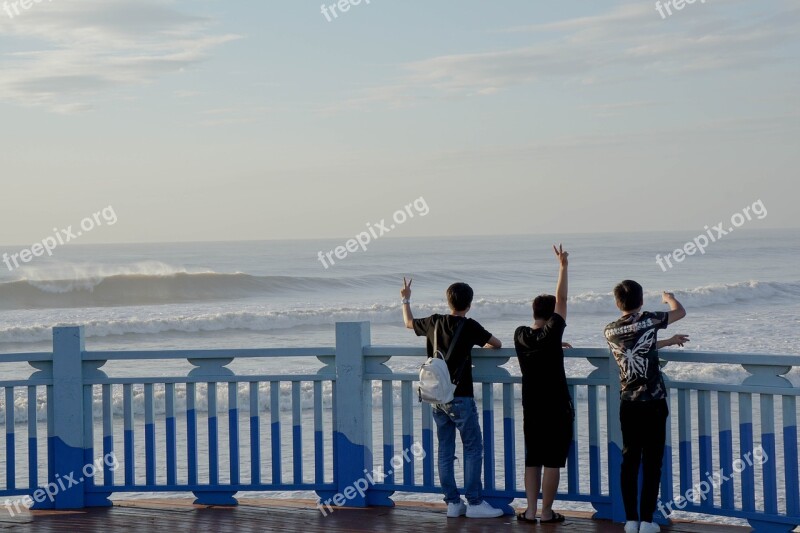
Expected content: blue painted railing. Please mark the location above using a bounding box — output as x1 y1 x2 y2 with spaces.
0 323 798 532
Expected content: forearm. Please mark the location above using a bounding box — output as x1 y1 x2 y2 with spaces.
657 339 671 349
556 264 568 301
667 298 684 313
665 296 687 324
484 335 502 349
402 303 414 329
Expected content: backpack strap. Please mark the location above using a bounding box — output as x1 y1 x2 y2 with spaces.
444 317 467 362
438 317 469 385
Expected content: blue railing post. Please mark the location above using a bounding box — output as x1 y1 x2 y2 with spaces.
657 362 675 526
318 322 374 508
742 364 797 533
473 353 514 515
187 356 237 505
587 354 613 520
606 352 625 523
82 355 112 508
45 326 87 509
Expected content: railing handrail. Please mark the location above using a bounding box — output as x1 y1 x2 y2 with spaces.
3 346 797 365
0 352 53 362
83 347 336 361
364 345 800 365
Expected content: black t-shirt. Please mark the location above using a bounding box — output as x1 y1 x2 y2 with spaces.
413 314 492 398
514 313 570 407
604 311 669 401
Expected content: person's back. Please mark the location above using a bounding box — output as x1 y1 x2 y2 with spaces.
400 278 504 519
605 310 669 401
514 245 572 524
515 321 569 406
413 313 488 398
604 280 688 533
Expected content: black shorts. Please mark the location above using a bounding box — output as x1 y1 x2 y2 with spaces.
522 400 574 468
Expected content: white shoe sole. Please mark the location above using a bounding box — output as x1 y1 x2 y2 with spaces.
466 511 504 518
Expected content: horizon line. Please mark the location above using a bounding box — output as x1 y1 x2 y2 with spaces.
0 225 796 249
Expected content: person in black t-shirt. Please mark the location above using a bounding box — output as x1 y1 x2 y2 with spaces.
604 280 689 533
514 244 573 524
401 278 504 519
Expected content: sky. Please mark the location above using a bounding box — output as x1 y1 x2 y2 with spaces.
0 0 798 245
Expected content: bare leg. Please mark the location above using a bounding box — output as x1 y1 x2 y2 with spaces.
540 467 561 520
523 466 541 520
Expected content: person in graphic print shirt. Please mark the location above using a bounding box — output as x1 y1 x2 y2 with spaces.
604 281 689 533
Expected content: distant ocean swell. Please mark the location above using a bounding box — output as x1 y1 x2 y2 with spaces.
0 272 350 309
0 265 517 310
0 279 797 344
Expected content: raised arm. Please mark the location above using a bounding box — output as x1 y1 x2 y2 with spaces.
553 244 568 320
662 291 686 324
401 277 414 329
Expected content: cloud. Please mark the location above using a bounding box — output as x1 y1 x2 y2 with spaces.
0 0 240 113
329 0 799 111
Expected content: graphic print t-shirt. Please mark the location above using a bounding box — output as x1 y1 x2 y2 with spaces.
413 314 492 398
604 311 669 401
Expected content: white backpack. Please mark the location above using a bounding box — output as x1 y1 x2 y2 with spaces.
418 318 467 404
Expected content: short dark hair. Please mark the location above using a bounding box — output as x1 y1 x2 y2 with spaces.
533 294 556 320
446 282 473 312
614 280 644 312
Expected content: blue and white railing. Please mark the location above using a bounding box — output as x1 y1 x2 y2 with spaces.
0 322 797 532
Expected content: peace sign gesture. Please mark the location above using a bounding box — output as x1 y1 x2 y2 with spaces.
401 277 413 299
553 243 569 266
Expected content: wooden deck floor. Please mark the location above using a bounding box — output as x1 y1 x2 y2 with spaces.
0 498 750 532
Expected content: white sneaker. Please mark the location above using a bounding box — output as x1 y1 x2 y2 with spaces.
639 522 661 533
446 500 466 517
624 521 640 533
465 500 503 518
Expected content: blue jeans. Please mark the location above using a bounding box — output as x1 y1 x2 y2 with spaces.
432 396 484 505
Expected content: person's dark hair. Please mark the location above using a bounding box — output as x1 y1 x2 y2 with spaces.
446 282 473 312
614 280 644 312
532 294 556 320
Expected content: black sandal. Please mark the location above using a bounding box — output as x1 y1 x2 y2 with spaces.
539 511 566 523
517 512 538 523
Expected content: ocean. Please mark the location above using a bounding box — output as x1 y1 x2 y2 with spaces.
0 229 798 522
1 229 798 359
